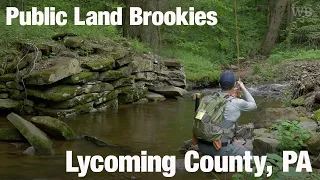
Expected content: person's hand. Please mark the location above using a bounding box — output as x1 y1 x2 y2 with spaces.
237 80 246 90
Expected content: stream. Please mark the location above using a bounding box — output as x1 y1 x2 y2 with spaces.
0 84 286 180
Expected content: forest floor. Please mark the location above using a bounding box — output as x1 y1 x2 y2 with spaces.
188 57 320 89
239 58 320 85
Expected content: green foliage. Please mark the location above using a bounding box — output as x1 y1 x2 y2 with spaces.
283 0 320 47
306 172 320 180
161 48 221 82
280 88 294 107
129 38 152 53
275 120 311 152
252 64 261 75
231 153 305 180
268 49 320 65
1 0 320 84
0 0 120 50
161 0 267 83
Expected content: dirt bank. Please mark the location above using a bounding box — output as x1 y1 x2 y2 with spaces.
242 59 320 84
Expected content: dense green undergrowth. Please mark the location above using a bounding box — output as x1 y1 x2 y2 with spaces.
1 0 320 86
160 0 267 83
160 48 221 82
0 0 268 85
268 48 320 64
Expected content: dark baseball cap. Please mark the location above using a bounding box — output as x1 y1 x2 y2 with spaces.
219 71 236 90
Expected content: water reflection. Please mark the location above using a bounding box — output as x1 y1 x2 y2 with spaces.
0 96 282 179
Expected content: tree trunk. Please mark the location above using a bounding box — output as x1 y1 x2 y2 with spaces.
286 0 293 49
123 0 160 50
261 0 289 56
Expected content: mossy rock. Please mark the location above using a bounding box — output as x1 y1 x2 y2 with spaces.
162 59 182 67
111 76 135 88
118 86 147 104
64 36 84 48
149 86 188 98
110 48 128 60
74 102 95 114
51 93 98 109
94 90 119 105
118 66 133 77
0 84 6 89
95 98 118 112
6 113 54 155
307 132 320 155
115 56 133 68
0 68 5 75
24 51 42 63
0 93 9 99
299 117 309 121
0 99 23 109
83 135 111 147
81 57 115 72
10 89 25 100
35 107 76 118
24 57 82 85
24 106 34 114
314 109 320 122
99 70 125 82
135 72 157 81
30 116 77 140
0 74 16 82
130 57 154 73
24 99 34 107
146 91 166 102
5 60 29 73
27 85 84 102
62 72 99 84
6 81 23 90
291 96 305 107
51 33 77 41
82 82 114 93
35 102 94 117
0 128 26 142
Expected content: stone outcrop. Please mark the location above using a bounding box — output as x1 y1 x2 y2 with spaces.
253 138 279 156
291 72 320 122
237 123 254 140
0 36 187 117
0 99 23 110
6 113 54 155
83 135 114 147
307 132 320 155
30 116 77 140
23 146 36 156
0 128 26 141
24 57 82 85
314 109 320 122
145 91 166 102
149 86 188 98
255 107 300 128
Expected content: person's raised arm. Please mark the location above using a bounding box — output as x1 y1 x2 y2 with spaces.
235 81 257 111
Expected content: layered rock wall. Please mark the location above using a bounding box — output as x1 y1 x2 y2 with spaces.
0 35 187 117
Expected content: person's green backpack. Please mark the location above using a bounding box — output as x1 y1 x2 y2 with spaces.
192 93 232 142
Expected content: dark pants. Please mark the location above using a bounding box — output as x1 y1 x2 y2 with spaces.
198 141 251 156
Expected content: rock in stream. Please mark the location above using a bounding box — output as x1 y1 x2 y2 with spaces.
6 113 55 155
30 116 77 140
0 128 26 142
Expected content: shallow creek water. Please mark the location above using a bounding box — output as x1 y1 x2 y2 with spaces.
0 91 283 179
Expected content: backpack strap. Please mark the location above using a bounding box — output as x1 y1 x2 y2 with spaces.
234 122 238 140
223 94 235 102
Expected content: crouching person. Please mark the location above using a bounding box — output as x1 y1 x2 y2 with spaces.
192 71 257 156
